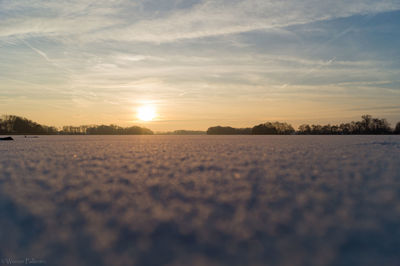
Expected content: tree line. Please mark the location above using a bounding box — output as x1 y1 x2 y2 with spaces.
62 125 153 135
1 114 400 135
207 115 400 135
0 115 153 135
0 115 58 134
158 130 206 135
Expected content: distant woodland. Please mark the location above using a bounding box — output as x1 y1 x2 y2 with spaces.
1 114 400 135
207 115 400 135
158 130 206 135
0 115 153 135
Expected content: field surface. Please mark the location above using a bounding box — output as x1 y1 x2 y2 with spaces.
0 135 400 266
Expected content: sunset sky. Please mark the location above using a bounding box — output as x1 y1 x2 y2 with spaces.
1 0 399 131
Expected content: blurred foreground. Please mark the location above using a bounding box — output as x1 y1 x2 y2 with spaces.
0 136 399 266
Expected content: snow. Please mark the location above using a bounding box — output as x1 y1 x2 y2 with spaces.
0 135 400 266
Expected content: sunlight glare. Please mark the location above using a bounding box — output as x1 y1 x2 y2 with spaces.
137 105 157 121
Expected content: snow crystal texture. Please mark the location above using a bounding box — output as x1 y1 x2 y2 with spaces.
0 135 400 266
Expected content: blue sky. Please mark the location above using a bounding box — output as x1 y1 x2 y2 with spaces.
0 0 399 130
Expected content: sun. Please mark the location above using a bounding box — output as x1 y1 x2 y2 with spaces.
137 105 157 121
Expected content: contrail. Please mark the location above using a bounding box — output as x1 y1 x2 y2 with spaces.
21 39 53 63
20 39 72 73
281 14 375 89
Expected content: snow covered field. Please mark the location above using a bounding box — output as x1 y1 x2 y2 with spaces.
0 135 399 266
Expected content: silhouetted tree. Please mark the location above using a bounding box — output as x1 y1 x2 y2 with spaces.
296 115 392 135
62 126 86 134
311 124 322 135
371 118 391 134
207 126 251 135
395 122 400 134
0 115 56 134
0 115 154 135
339 123 351 135
84 124 153 135
125 126 153 135
331 125 339 134
273 122 295 134
0 117 5 134
170 130 206 135
252 123 277 135
1 114 397 136
251 122 294 135
361 115 373 133
298 124 311 135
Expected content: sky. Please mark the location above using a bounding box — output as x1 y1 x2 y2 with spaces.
0 0 399 131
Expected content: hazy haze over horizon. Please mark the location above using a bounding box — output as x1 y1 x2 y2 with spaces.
1 0 399 131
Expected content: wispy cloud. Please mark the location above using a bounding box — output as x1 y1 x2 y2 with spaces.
1 0 399 43
99 0 400 43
